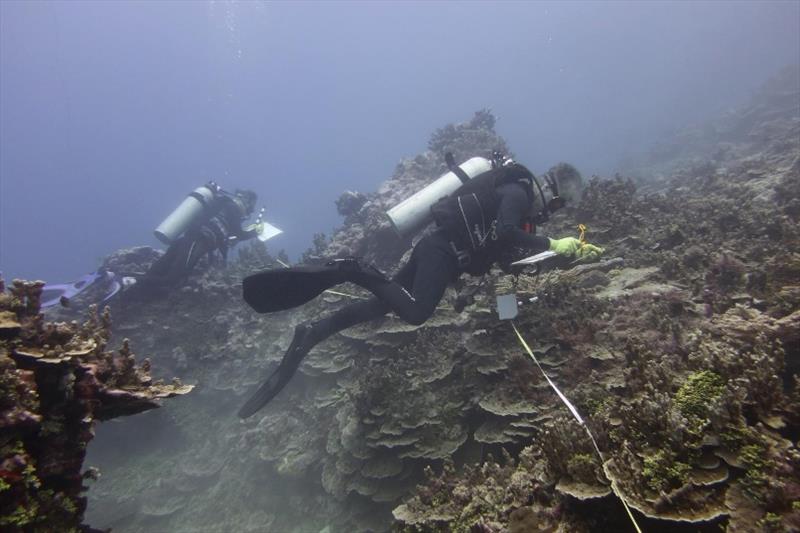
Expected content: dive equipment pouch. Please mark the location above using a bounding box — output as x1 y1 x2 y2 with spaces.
449 242 472 269
433 193 488 252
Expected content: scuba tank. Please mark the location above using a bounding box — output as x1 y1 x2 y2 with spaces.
154 183 218 245
386 156 493 238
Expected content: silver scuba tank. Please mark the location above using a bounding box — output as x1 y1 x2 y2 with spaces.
386 156 493 238
154 184 217 245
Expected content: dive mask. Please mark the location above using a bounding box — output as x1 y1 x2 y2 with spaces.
530 170 566 224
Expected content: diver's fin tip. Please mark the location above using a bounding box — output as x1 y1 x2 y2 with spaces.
236 404 256 419
237 387 274 419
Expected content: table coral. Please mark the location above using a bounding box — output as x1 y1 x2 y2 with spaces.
0 278 192 530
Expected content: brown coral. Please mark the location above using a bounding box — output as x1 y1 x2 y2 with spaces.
0 278 192 530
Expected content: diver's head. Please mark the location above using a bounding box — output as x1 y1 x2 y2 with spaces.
546 162 583 206
541 163 583 213
234 189 258 216
529 163 583 224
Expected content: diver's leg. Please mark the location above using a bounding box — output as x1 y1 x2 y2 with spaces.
309 297 390 342
183 233 216 274
149 231 215 286
135 237 193 291
146 238 185 279
341 233 458 325
155 239 196 285
239 237 458 418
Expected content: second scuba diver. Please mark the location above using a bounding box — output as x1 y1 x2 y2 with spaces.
131 182 273 297
40 181 282 307
238 154 603 418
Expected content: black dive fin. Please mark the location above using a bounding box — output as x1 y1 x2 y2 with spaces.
242 265 344 313
238 325 315 418
237 366 292 418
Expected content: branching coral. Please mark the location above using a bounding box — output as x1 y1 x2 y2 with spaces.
0 278 192 530
427 109 506 156
704 253 746 314
393 451 558 533
575 175 637 236
674 370 725 433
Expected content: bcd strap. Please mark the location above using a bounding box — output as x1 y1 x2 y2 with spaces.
189 191 212 207
529 173 549 224
445 152 471 184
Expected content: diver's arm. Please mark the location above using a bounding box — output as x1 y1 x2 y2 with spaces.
237 225 260 241
221 198 259 242
495 183 550 252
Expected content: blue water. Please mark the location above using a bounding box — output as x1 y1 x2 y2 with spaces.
1 0 798 283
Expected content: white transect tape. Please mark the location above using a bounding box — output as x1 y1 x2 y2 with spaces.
324 289 367 300
510 321 643 533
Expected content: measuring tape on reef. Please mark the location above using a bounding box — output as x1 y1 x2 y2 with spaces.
511 321 643 533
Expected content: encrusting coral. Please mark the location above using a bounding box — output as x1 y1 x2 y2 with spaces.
0 278 192 531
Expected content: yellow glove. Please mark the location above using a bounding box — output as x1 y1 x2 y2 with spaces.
246 222 265 235
549 237 604 262
549 237 581 256
574 242 604 262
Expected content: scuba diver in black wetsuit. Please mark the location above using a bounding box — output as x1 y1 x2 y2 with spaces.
41 183 282 307
238 155 603 418
133 183 263 296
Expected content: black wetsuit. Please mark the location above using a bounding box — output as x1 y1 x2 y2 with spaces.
140 196 256 291
238 173 557 417
306 181 551 346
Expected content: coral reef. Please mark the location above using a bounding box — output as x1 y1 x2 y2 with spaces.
393 68 800 532
0 278 192 531
61 68 800 533
336 190 369 221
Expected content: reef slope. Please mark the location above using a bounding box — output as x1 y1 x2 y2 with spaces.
75 70 800 532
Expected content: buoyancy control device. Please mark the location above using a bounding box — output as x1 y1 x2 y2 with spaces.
385 151 550 240
386 156 494 238
433 162 538 254
154 182 220 245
